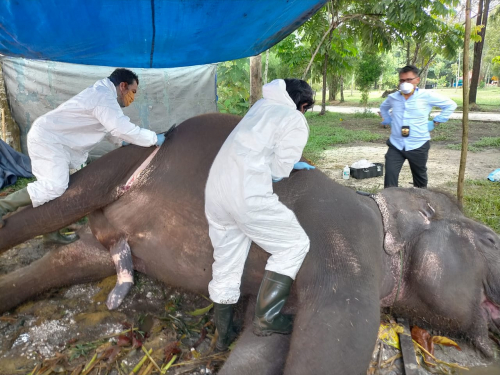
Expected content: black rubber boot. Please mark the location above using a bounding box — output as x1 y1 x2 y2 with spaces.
0 187 31 228
43 231 80 245
253 271 294 336
213 302 235 351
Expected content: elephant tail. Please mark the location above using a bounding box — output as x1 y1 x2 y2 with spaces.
0 144 159 253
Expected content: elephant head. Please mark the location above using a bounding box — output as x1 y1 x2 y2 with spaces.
373 187 500 356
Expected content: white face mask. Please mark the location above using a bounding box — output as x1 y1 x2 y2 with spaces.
399 82 415 94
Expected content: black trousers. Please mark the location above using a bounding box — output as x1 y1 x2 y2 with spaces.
384 140 430 188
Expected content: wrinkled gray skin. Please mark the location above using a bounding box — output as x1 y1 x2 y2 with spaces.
0 113 499 375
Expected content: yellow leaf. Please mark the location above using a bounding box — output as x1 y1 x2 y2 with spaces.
378 323 404 349
431 336 462 351
187 303 214 316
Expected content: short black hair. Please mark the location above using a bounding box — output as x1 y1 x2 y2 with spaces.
284 78 315 111
399 65 420 76
108 68 139 86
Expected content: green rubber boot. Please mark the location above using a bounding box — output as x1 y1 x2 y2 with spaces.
253 271 294 336
0 187 79 244
43 230 80 245
0 187 31 228
213 303 236 351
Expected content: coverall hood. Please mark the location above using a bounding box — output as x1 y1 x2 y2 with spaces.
262 79 297 110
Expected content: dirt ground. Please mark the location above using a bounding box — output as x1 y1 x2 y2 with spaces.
318 143 499 192
0 120 499 375
314 118 500 193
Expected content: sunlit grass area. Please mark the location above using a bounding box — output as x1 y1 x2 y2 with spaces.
303 112 383 162
447 136 500 152
0 177 35 194
460 179 500 233
314 87 500 111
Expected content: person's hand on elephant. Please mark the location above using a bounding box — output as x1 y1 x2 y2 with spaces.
293 162 315 170
272 177 283 183
156 134 166 146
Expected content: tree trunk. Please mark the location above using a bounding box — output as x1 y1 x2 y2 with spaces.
469 0 490 104
350 73 354 96
455 51 461 92
458 0 472 205
340 75 344 102
411 43 420 65
320 22 335 115
264 49 270 84
0 64 21 152
328 75 335 101
406 42 410 65
418 54 436 89
320 55 329 116
249 55 262 107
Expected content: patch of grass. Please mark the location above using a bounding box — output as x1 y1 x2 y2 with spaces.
431 120 460 142
352 110 380 119
446 136 500 152
315 87 500 111
446 143 480 152
461 180 500 234
474 137 500 148
304 112 383 162
0 177 35 194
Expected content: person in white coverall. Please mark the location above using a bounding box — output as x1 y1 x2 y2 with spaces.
205 78 316 351
0 68 165 244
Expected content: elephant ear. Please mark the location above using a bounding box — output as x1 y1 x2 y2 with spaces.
371 188 436 256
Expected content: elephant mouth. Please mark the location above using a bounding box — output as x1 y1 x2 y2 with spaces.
482 293 500 333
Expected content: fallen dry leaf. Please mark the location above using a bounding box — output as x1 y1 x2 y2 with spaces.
411 326 434 362
432 336 462 351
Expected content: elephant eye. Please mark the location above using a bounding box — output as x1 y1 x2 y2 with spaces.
480 236 497 247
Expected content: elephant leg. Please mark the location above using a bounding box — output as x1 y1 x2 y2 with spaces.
219 297 291 375
88 209 134 310
284 289 380 375
0 226 115 314
106 237 134 310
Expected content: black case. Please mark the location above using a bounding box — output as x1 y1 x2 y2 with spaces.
350 163 384 179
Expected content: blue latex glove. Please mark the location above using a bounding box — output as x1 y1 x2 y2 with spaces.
156 133 166 146
294 162 315 170
122 141 130 146
272 177 283 183
428 120 435 131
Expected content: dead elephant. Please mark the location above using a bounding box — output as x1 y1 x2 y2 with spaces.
0 113 499 375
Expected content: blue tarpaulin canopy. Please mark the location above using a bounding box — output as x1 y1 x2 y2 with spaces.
0 0 327 68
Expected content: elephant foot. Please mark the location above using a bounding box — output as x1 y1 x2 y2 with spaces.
252 314 294 337
106 281 133 310
43 230 80 245
106 237 134 310
472 335 494 358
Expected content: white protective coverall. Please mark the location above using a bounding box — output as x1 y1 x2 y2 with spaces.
27 78 157 207
205 79 311 304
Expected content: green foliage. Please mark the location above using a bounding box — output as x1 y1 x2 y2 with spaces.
352 109 379 119
474 137 500 148
355 53 383 106
303 112 383 161
462 180 500 234
0 177 36 193
216 58 250 116
447 137 500 152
